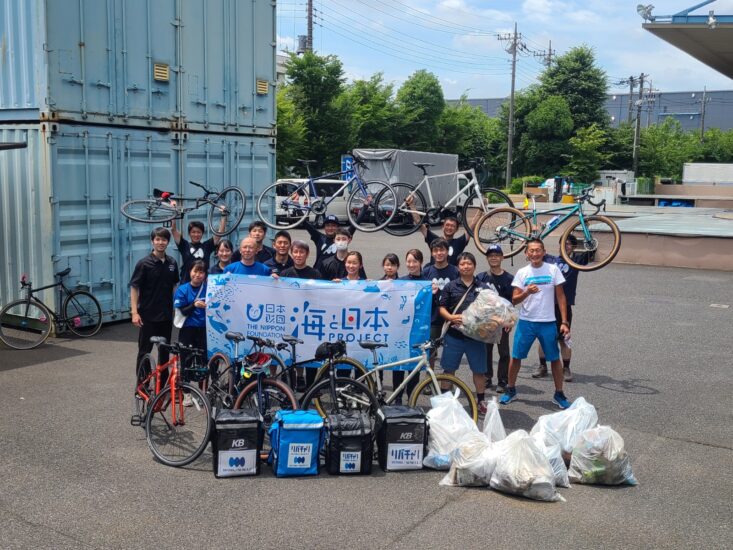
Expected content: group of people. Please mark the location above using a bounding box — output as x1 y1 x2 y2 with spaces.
129 212 582 413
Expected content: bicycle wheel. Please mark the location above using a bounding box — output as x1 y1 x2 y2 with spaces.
300 378 380 427
461 189 514 237
0 299 52 350
208 186 246 236
206 352 235 408
312 357 375 394
120 199 178 224
380 183 426 237
145 382 212 467
409 374 478 423
256 180 312 230
347 180 396 232
63 291 102 337
136 353 156 395
560 215 621 271
473 207 531 258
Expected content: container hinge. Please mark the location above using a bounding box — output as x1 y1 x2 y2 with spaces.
214 101 226 108
126 84 145 92
95 80 111 88
170 18 182 27
256 106 266 112
195 99 207 106
65 76 84 86
239 105 250 112
151 88 166 95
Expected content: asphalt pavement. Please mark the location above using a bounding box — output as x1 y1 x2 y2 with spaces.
1 229 732 549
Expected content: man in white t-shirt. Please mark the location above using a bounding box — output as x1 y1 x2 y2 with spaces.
499 238 572 409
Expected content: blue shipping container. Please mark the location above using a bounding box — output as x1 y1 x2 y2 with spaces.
0 123 275 321
0 0 276 133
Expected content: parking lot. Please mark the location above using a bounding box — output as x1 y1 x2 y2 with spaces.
1 229 732 549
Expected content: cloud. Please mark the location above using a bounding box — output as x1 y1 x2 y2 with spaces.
277 35 296 52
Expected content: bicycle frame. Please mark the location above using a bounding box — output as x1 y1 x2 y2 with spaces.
23 279 80 325
281 169 370 216
356 347 441 405
136 354 179 403
505 196 595 242
407 168 482 214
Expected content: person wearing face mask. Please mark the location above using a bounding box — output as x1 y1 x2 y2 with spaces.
209 239 234 274
319 228 367 280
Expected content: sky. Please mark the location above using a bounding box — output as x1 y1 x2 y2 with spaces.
276 0 733 99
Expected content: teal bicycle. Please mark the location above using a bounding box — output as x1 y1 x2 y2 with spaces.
473 185 621 271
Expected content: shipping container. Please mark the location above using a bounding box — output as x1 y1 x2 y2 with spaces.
0 123 275 321
0 0 276 133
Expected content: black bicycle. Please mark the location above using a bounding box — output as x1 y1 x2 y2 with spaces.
0 267 102 349
120 180 245 236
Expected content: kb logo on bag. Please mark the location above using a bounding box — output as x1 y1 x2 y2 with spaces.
398 432 414 440
340 451 361 473
231 439 246 448
287 443 313 469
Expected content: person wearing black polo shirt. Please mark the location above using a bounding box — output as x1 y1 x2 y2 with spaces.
264 230 294 275
320 228 367 280
302 214 357 270
280 240 322 280
130 227 180 382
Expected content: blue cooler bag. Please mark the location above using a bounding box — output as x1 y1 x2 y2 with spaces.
268 410 324 477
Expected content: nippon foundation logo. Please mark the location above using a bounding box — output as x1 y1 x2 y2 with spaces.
287 443 313 468
340 451 362 473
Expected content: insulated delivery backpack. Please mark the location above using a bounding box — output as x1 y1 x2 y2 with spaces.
268 410 325 477
325 412 373 475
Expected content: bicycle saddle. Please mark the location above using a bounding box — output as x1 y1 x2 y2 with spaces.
149 336 168 345
413 162 435 169
359 342 387 350
55 267 72 278
225 331 246 342
314 340 346 361
297 159 317 165
282 335 304 344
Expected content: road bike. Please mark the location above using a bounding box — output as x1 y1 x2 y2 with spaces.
256 156 397 233
120 180 245 236
0 267 102 350
473 184 621 271
376 161 514 237
132 338 212 467
354 339 478 422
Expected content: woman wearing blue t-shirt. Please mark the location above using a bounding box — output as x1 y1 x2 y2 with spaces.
174 260 208 387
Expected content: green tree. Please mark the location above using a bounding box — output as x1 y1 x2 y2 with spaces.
337 73 400 149
638 118 702 178
603 123 634 170
436 98 502 163
275 87 307 177
566 123 609 182
700 127 733 163
539 45 609 131
395 69 445 150
285 52 351 172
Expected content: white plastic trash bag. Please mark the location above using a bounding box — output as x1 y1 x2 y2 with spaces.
489 430 565 502
532 432 570 488
530 396 598 455
568 426 638 486
482 397 506 443
459 289 518 344
439 433 498 487
424 391 479 470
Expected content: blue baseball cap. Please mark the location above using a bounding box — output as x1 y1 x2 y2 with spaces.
486 245 504 256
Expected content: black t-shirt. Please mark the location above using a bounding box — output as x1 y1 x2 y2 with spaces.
476 270 515 303
320 255 367 280
425 228 468 266
129 252 179 322
439 277 489 339
231 244 275 264
264 256 294 275
280 265 322 280
303 220 356 269
177 237 215 282
421 264 459 325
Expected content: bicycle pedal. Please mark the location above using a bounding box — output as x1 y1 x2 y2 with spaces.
130 415 143 427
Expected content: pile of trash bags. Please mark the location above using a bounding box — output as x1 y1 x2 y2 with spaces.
426 393 637 502
459 289 518 344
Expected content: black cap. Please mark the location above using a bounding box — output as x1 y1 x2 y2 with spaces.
324 214 339 224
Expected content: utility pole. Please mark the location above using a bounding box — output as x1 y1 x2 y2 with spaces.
499 23 520 189
627 76 636 123
632 73 647 176
700 86 708 141
306 0 313 52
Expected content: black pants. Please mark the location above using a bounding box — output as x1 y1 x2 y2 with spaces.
391 370 420 402
486 329 510 386
178 325 207 382
136 319 173 386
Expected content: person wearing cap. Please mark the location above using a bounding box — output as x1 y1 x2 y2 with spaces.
534 234 591 382
301 214 356 270
476 245 514 393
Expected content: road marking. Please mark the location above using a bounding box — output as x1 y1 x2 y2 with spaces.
709 304 729 309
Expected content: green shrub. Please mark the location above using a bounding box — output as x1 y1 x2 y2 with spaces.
509 175 544 194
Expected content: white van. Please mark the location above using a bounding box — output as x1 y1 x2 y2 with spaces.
275 179 349 228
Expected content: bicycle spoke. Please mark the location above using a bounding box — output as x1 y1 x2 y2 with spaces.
0 300 52 349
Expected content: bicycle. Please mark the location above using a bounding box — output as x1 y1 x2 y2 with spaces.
354 339 478 422
0 267 102 350
256 155 397 233
299 341 381 426
132 337 212 467
375 161 514 237
473 184 621 271
120 180 245 237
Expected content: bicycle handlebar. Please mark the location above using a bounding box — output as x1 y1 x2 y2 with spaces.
247 335 275 349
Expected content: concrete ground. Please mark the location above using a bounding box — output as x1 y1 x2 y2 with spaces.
1 229 732 549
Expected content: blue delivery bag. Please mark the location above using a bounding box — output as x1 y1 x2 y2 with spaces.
268 410 325 477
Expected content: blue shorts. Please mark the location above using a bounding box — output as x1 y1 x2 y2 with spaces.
512 320 560 362
441 333 488 374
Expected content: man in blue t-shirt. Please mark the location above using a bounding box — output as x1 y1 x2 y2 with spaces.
224 237 273 276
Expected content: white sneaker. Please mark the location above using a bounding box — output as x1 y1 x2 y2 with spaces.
182 393 194 407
